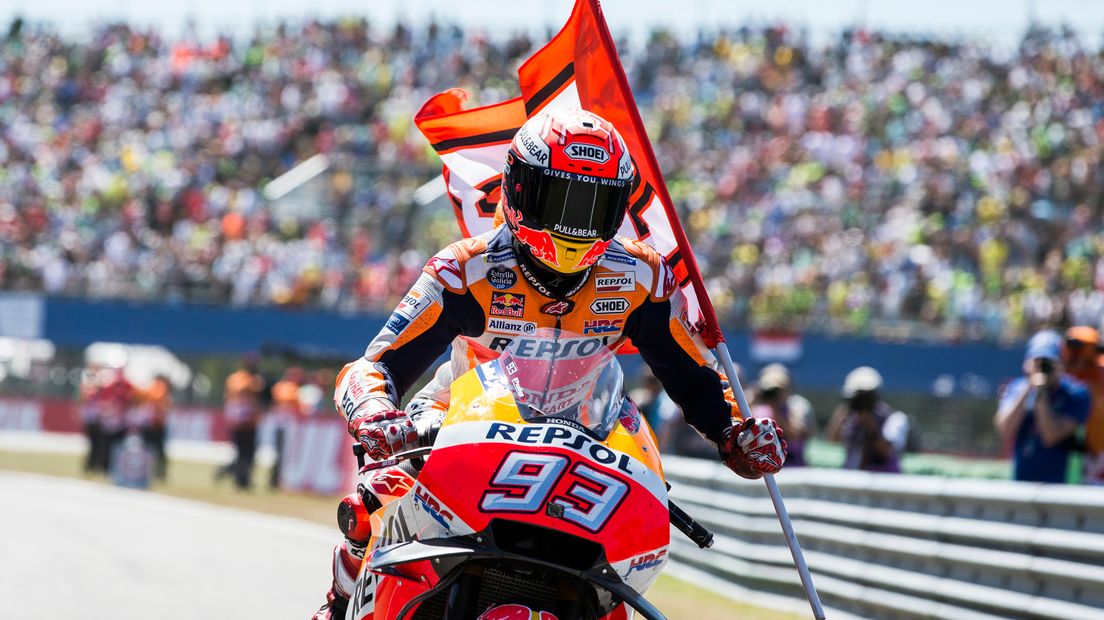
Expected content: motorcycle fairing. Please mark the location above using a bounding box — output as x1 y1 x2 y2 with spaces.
351 338 671 619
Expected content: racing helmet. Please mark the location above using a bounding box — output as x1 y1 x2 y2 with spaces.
503 108 636 275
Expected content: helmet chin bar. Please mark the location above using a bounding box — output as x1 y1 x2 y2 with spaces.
512 235 590 300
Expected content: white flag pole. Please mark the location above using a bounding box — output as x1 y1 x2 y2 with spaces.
712 342 827 620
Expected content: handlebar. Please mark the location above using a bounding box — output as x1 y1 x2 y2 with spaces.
668 498 714 549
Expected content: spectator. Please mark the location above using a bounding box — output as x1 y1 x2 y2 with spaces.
99 367 136 473
1061 326 1104 484
78 363 106 474
269 366 304 489
994 330 1090 483
298 369 332 417
4 21 1104 344
750 363 816 467
218 355 265 489
827 366 910 472
136 375 173 481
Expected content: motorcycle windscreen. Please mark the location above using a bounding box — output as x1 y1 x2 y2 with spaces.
495 329 624 441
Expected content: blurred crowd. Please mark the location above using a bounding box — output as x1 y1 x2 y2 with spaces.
4 18 1104 341
78 354 336 488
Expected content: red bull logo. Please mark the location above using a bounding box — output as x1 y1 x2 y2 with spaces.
490 292 526 318
515 225 559 266
577 239 611 268
505 204 560 266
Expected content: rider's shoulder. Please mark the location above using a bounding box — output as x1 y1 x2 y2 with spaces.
423 228 506 291
602 238 678 300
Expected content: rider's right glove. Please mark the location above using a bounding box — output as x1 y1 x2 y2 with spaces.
720 417 787 480
335 358 417 461
349 410 418 461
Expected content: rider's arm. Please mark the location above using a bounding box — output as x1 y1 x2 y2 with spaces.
336 243 485 421
624 284 738 447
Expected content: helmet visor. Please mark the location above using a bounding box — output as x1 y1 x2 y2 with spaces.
507 157 631 240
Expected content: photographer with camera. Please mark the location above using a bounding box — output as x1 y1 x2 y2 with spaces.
994 330 1090 483
750 364 816 467
826 366 910 473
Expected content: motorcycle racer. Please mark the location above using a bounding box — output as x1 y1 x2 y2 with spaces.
313 108 786 619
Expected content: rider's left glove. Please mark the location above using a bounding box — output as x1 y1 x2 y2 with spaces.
720 417 787 479
349 410 418 461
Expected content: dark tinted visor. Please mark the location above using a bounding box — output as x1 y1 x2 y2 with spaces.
506 156 631 240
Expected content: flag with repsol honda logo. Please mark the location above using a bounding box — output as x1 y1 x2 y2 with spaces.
414 0 724 347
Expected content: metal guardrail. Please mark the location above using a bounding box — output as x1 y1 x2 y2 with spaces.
663 456 1104 620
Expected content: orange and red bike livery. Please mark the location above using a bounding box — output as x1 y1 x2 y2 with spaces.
344 330 680 620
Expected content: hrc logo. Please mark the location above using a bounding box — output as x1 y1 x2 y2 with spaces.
582 318 624 335
628 549 668 573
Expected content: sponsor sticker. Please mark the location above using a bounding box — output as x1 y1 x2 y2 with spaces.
603 252 637 266
485 251 514 264
395 291 426 319
412 483 455 530
583 318 624 335
595 273 636 293
590 298 630 315
516 125 550 165
553 224 599 238
384 313 411 334
627 549 668 573
489 292 526 318
565 142 610 164
486 318 537 335
487 266 517 290
619 401 641 435
541 300 575 316
426 256 463 288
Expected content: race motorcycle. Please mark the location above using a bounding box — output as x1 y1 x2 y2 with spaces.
340 328 714 620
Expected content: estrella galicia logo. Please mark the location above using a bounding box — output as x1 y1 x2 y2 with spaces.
487 266 517 290
384 312 411 334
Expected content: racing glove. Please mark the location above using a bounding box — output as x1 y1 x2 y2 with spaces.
349 410 418 461
720 417 787 479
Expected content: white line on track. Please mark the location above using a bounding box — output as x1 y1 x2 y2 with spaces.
0 472 336 619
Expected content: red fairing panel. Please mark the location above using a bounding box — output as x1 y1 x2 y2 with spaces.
416 440 669 563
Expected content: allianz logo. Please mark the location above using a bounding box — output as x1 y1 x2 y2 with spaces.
487 319 537 334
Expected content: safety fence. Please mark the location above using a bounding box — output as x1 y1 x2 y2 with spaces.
663 456 1104 620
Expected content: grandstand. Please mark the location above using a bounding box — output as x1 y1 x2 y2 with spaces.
3 16 1104 342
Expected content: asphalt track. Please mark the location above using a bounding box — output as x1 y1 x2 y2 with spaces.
0 472 334 619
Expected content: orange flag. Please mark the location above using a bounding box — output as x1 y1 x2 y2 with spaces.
415 0 724 347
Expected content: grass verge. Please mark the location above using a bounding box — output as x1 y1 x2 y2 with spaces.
0 448 804 620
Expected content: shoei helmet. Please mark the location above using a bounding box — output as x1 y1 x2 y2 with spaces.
502 108 636 274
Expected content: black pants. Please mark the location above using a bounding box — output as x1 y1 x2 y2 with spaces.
228 427 257 490
83 421 106 473
142 426 167 481
270 427 285 490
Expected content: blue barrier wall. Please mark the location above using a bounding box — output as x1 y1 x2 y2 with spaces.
39 296 1023 397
